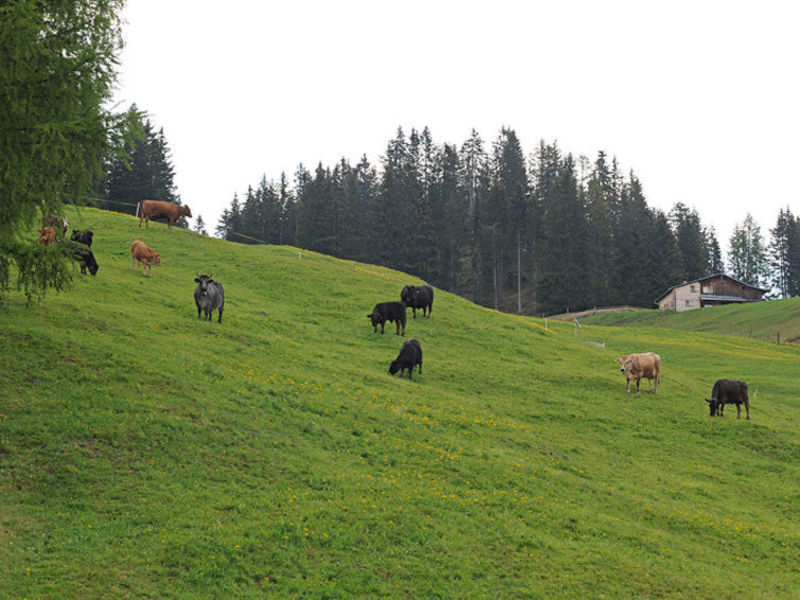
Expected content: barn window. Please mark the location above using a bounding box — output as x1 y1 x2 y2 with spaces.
690 285 697 293
702 286 712 294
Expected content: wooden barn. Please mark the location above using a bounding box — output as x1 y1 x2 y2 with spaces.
655 274 767 312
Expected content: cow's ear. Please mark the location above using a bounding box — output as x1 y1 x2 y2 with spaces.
705 398 711 403
194 278 200 282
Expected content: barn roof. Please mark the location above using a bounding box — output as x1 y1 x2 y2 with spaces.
653 273 768 305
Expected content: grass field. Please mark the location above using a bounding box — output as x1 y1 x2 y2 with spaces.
1 208 799 598
582 298 800 345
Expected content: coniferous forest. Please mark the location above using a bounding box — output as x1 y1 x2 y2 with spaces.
101 121 800 316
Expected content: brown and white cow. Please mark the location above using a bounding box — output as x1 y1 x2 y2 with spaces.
42 215 68 239
130 240 162 276
138 200 192 230
616 352 661 394
38 226 56 246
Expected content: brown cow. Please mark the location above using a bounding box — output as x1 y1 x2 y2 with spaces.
42 215 68 239
38 226 56 246
130 240 162 276
616 352 661 394
138 200 192 230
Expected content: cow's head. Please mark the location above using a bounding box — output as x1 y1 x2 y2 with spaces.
705 398 720 417
195 273 214 295
152 253 162 266
401 285 414 304
86 254 99 276
614 356 628 371
181 204 193 218
388 360 400 375
620 357 638 376
367 310 379 327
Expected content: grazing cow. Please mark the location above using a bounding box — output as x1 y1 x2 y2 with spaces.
71 244 99 275
42 215 68 239
194 274 225 323
389 338 423 379
38 226 56 246
70 229 94 248
138 199 192 230
706 379 750 419
616 352 661 394
367 301 407 335
130 240 161 275
401 284 434 318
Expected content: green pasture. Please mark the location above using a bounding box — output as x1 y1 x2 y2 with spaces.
583 298 800 344
1 208 798 598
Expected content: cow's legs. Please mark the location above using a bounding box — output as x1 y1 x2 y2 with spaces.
636 378 641 395
380 322 385 334
217 307 223 323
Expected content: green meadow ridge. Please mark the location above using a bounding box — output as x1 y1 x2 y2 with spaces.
1 208 799 598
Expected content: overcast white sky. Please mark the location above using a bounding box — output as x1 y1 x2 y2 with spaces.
113 0 800 250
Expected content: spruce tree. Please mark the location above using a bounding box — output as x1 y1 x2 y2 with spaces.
768 208 800 297
105 108 180 216
194 215 208 236
670 203 709 280
585 151 619 305
536 152 590 314
728 214 769 287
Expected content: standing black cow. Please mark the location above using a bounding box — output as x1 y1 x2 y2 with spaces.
367 301 406 335
70 229 94 248
401 284 434 318
194 274 225 323
706 379 750 419
389 338 423 379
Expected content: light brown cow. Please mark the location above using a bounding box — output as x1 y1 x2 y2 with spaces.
130 240 162 276
616 352 661 394
138 200 192 230
38 226 56 246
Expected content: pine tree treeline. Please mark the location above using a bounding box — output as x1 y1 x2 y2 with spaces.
99 105 185 225
217 127 800 315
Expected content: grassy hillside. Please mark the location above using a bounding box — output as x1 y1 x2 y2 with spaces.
1 208 799 598
582 299 800 344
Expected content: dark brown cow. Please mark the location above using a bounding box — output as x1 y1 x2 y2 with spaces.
138 200 192 230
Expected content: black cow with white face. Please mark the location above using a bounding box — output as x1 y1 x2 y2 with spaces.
194 274 225 323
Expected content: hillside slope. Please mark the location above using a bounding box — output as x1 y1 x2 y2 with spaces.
582 298 800 344
1 208 799 598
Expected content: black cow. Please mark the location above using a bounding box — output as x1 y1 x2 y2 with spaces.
194 274 225 323
389 338 422 379
367 301 406 335
70 229 94 248
72 245 98 275
706 379 750 419
401 284 434 318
